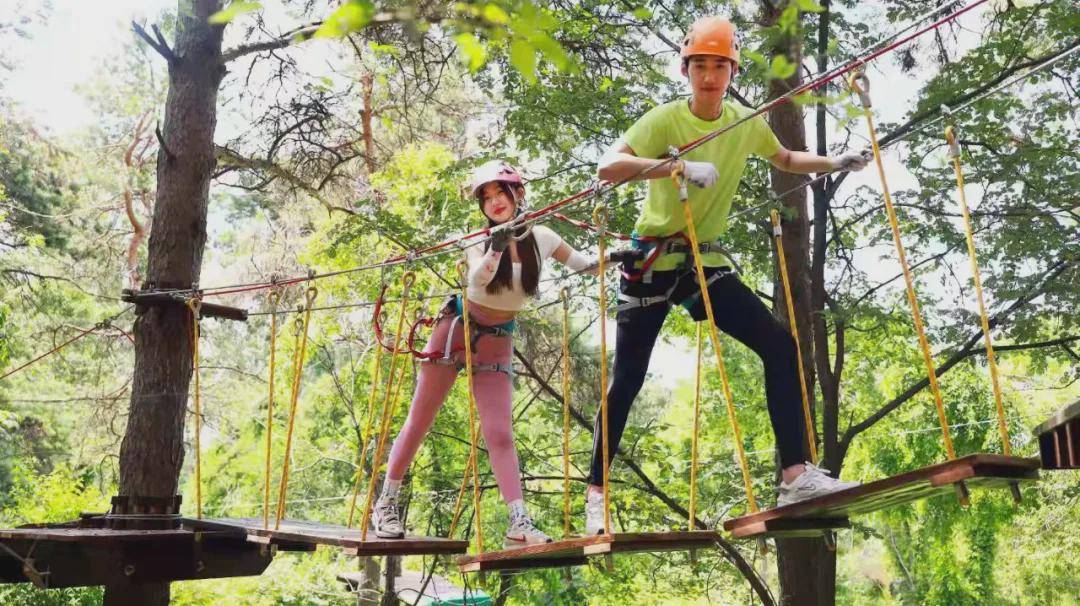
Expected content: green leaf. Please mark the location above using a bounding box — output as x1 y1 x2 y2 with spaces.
632 6 653 20
509 38 537 84
454 33 487 71
793 0 825 13
482 3 510 24
599 77 614 92
313 0 374 38
530 33 569 70
768 55 797 80
207 1 262 25
742 49 767 66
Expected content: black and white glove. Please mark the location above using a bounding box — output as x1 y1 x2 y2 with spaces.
489 225 513 252
830 151 870 172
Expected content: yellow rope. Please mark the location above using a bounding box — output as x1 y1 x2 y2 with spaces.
672 167 759 513
560 287 572 538
850 73 956 460
689 322 702 530
346 340 384 528
945 126 1011 456
592 204 613 535
186 297 203 519
263 288 281 529
274 286 318 528
359 272 415 540
457 261 485 554
449 446 478 537
769 211 818 464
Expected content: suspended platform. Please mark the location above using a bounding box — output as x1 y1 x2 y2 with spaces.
723 454 1040 540
0 517 271 589
182 517 469 557
457 530 722 572
1034 397 1079 470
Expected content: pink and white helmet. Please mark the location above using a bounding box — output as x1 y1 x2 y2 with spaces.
468 160 524 198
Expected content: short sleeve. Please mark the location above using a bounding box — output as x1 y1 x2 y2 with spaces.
531 225 564 260
750 114 783 158
622 104 670 159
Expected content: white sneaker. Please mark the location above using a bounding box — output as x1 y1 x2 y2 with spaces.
504 512 552 549
584 491 607 536
777 463 860 508
371 496 404 539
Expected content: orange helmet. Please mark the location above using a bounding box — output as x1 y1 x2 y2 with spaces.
680 17 740 69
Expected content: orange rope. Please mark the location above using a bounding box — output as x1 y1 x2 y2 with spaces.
769 211 818 463
457 262 485 554
945 126 1011 455
274 286 318 528
850 72 956 460
346 340 385 527
186 297 204 519
358 272 415 541
262 289 281 528
689 322 702 530
673 167 759 513
593 204 613 535
560 287 573 538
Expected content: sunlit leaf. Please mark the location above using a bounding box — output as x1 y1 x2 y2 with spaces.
207 1 262 25
509 38 537 84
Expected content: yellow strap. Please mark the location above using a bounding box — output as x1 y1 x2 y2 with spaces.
359 272 415 540
769 211 818 463
593 204 612 535
457 263 485 554
263 288 281 529
560 287 572 538
850 73 956 460
945 126 1011 455
673 167 759 513
689 322 702 530
346 340 384 528
186 297 203 519
274 285 318 528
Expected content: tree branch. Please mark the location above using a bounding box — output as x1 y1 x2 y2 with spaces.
131 21 176 64
221 23 322 64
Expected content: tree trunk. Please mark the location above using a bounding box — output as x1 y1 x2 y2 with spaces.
764 1 837 604
107 2 224 604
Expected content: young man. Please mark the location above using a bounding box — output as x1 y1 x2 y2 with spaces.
586 16 866 534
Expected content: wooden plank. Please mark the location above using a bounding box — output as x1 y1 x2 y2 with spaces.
1031 397 1080 436
183 518 468 556
729 517 849 540
457 531 722 572
723 454 1040 539
0 529 271 588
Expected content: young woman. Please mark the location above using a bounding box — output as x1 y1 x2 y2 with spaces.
372 160 599 548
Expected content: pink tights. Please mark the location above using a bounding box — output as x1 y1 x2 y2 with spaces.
384 307 522 503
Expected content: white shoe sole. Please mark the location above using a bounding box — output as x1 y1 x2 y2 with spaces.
372 526 404 539
503 536 553 549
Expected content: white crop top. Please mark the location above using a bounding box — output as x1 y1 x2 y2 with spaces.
465 225 564 312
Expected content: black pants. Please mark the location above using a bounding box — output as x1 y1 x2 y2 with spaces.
588 266 808 485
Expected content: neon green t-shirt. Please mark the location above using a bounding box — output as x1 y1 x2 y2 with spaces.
623 98 782 270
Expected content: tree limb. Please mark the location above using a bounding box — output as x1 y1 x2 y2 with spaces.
131 21 177 64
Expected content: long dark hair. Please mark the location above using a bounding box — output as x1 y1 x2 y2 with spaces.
479 182 541 296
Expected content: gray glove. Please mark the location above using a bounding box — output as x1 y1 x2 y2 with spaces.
682 160 720 188
831 151 870 172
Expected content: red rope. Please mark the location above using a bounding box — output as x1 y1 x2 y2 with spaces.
1 325 105 381
183 0 988 301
